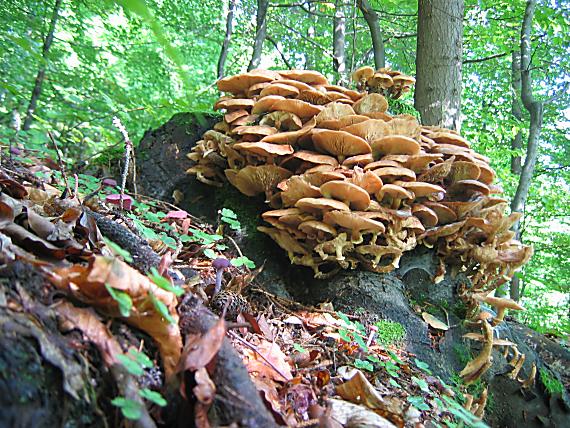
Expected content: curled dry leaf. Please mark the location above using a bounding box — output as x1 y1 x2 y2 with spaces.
242 339 293 382
179 317 226 372
50 256 182 379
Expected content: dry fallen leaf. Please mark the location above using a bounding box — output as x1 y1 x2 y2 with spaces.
328 398 397 428
242 339 293 382
179 317 226 372
50 256 182 379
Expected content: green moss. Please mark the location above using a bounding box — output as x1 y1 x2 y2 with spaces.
374 320 406 346
387 96 420 118
539 367 564 395
451 301 468 319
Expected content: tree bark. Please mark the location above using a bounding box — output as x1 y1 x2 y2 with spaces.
23 0 63 131
333 0 346 84
510 51 523 175
217 0 237 79
414 0 464 131
509 0 544 301
247 0 269 71
357 0 385 69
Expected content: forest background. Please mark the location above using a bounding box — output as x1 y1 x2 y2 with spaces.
0 0 568 337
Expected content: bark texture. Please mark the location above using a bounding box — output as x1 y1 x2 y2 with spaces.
357 0 385 69
510 0 544 301
510 50 523 175
23 0 63 130
333 0 346 83
247 0 269 71
217 0 237 79
414 0 464 131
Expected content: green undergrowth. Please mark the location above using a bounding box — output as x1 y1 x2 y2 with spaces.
539 367 564 395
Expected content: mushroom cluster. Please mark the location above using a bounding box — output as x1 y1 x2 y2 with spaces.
351 66 415 99
187 67 534 384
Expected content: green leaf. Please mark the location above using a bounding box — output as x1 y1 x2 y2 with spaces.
128 349 154 368
407 395 430 411
203 248 217 259
117 354 145 376
111 397 142 420
149 292 175 324
293 343 308 353
220 208 238 219
105 284 133 317
103 238 133 263
412 376 430 393
230 256 255 269
139 388 167 407
354 358 374 372
414 358 433 374
149 267 184 297
389 378 402 388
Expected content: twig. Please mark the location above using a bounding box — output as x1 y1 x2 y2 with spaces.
227 330 291 381
47 131 71 197
112 117 133 210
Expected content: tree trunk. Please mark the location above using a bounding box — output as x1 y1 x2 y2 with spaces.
509 0 544 302
333 0 346 84
247 0 269 71
357 0 385 69
510 51 523 175
23 0 63 131
217 0 237 79
414 0 464 131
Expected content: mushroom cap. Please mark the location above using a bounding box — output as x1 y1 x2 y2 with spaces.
295 197 350 215
272 79 314 92
259 111 302 131
319 114 370 130
290 150 339 167
298 89 332 105
423 201 458 224
224 109 249 124
412 204 439 228
225 165 292 197
315 103 356 123
350 168 383 194
322 85 362 101
448 161 481 183
353 93 389 114
392 74 416 87
259 82 300 98
447 179 491 199
428 131 470 148
371 166 416 183
303 170 347 187
280 176 322 206
232 125 278 137
231 114 259 127
247 82 271 97
367 72 394 88
396 181 446 199
342 153 374 168
397 154 444 172
320 180 371 210
363 159 402 170
312 129 372 158
376 183 414 201
351 66 375 82
278 69 329 85
474 161 496 184
342 119 391 143
215 98 255 111
371 135 421 157
299 220 337 238
261 117 316 145
212 257 231 269
252 95 286 114
323 210 386 234
217 69 280 94
233 142 294 158
474 294 525 311
270 99 324 119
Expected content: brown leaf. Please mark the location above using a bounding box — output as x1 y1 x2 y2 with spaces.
0 171 28 198
327 399 397 428
242 339 293 382
51 256 182 379
55 300 122 366
179 317 226 372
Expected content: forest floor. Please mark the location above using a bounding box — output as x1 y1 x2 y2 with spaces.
0 152 502 428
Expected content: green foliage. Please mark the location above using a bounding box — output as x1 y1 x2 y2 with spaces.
374 320 406 345
105 283 133 317
111 397 143 420
539 367 564 395
148 267 184 297
220 208 241 231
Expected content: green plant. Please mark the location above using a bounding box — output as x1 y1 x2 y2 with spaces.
374 320 406 346
539 367 564 395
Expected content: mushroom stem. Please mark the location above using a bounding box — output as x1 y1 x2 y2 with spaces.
214 268 224 295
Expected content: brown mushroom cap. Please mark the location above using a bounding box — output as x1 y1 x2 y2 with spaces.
342 153 374 168
225 165 292 198
280 176 322 206
215 98 255 111
259 83 300 98
312 129 372 161
233 142 294 159
447 161 481 183
231 114 259 127
319 114 370 130
353 93 389 114
298 89 332 105
270 99 324 119
296 197 350 215
367 72 394 88
423 201 458 224
252 95 286 114
303 170 347 187
278 69 329 85
224 109 249 124
342 119 391 143
376 184 414 209
350 167 383 194
412 204 439 228
217 70 280 94
290 150 339 167
299 220 337 240
351 66 375 82
232 125 277 138
396 181 446 199
323 210 386 244
315 102 356 123
322 84 362 101
371 135 421 158
429 131 470 148
259 111 303 131
261 117 316 145
371 167 416 183
447 179 491 199
320 180 371 210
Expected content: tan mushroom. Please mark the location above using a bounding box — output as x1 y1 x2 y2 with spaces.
278 69 329 85
320 180 371 210
280 176 322 206
269 98 324 119
323 210 386 244
233 142 294 163
217 69 280 94
353 93 389 114
473 294 525 326
259 82 300 98
225 165 292 200
312 129 371 162
460 320 494 385
295 197 350 215
371 135 421 158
